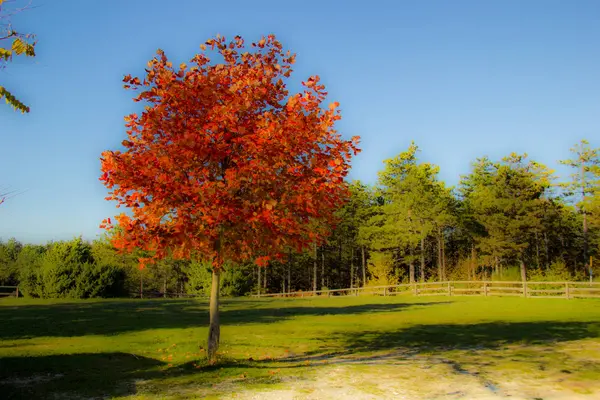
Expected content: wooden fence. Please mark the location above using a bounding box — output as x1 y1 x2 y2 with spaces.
251 281 600 300
0 286 19 298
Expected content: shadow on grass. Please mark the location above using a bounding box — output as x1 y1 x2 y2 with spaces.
342 321 600 351
280 320 600 364
0 352 165 399
0 353 291 400
0 298 444 340
1 321 599 398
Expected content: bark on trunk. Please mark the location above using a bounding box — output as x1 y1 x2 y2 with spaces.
437 228 443 282
207 269 221 363
409 246 415 284
163 275 167 298
321 248 325 289
257 266 261 296
544 231 549 270
288 252 292 294
140 273 143 299
420 236 425 282
313 242 317 292
495 256 500 278
582 162 589 271
520 259 527 282
350 247 354 289
361 246 366 287
263 267 267 289
441 233 446 280
535 230 540 269
470 244 476 280
281 263 286 294
339 243 343 286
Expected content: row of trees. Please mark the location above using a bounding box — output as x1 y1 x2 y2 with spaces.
276 139 599 292
2 139 598 297
331 140 599 288
0 236 256 298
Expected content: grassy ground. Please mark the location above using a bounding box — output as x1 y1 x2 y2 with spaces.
1 295 599 399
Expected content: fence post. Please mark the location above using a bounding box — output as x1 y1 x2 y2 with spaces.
484 282 488 297
565 282 570 299
523 282 528 298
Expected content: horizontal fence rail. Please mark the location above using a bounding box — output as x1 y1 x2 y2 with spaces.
250 281 600 300
0 286 19 298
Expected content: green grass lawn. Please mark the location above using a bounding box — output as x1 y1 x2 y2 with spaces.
1 295 600 399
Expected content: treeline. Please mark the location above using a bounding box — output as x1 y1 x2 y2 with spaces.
328 139 600 287
1 140 599 298
0 237 257 298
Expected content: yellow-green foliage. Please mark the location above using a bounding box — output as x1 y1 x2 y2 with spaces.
366 251 398 286
1 1 37 113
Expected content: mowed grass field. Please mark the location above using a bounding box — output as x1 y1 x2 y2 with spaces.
1 295 600 399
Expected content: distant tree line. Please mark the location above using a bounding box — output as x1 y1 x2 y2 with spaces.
1 139 598 298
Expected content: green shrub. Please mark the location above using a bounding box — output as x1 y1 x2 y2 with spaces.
18 238 126 299
528 260 573 282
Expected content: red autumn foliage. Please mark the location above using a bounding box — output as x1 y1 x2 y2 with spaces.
99 34 360 269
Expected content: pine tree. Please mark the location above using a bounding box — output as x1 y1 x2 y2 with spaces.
560 140 600 270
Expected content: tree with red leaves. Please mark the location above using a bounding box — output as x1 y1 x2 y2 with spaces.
99 34 360 362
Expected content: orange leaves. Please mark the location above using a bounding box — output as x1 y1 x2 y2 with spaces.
255 256 271 267
304 76 319 88
99 33 360 267
99 218 112 230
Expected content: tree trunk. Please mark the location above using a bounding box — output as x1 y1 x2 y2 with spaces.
140 273 143 299
321 248 325 289
535 230 540 269
441 232 446 280
437 227 443 281
288 252 292 294
409 246 415 284
350 247 354 289
544 231 549 270
338 243 343 287
361 246 366 287
313 242 317 292
207 268 221 363
263 267 267 289
495 256 500 279
420 236 425 282
520 259 527 282
257 266 261 296
582 161 589 271
470 244 476 280
163 275 167 298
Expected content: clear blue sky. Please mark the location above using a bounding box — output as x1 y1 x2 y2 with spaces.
1 0 599 244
